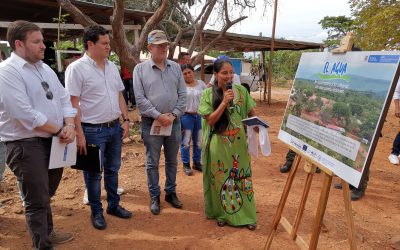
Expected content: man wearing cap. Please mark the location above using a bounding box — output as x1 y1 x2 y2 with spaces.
65 25 132 230
133 30 186 215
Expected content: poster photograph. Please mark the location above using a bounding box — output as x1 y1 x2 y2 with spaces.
278 51 400 187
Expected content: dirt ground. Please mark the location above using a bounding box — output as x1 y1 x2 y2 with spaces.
0 87 399 250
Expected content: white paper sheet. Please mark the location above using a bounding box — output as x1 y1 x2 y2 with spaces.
49 136 77 169
150 120 172 136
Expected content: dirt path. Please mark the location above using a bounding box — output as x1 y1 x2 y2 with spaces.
0 87 399 249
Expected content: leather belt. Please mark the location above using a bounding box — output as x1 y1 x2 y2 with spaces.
81 118 119 128
6 137 52 144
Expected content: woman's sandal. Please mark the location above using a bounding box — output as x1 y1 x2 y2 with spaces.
217 220 226 227
246 224 257 231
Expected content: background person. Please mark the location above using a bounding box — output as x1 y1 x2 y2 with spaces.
180 64 206 176
178 52 191 65
198 58 258 230
0 50 7 62
133 30 187 215
388 79 400 165
121 65 136 110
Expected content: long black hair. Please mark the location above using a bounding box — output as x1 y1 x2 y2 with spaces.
212 59 232 134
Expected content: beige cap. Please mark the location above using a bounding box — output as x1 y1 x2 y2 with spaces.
147 30 169 44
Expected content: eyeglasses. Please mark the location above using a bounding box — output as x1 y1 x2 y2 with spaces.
41 81 53 100
152 43 169 49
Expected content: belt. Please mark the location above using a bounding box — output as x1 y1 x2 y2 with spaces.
185 112 198 115
6 137 52 144
81 119 119 128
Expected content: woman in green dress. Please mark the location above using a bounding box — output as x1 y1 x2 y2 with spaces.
198 59 257 230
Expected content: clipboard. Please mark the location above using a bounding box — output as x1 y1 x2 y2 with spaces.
71 144 102 173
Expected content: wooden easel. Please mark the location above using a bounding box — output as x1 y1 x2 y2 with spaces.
264 148 357 250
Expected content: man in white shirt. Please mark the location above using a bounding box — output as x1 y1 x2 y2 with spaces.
0 20 76 249
65 25 132 230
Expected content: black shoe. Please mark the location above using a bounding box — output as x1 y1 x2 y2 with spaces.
193 163 203 172
183 163 193 176
150 196 160 215
165 193 182 208
106 205 132 219
280 162 292 173
351 189 365 201
91 213 107 230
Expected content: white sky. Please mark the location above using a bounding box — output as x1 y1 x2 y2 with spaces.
207 0 352 43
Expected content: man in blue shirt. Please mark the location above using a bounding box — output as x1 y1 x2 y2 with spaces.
133 30 187 215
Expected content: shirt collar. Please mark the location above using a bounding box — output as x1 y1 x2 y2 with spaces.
82 52 109 67
149 58 171 69
11 52 43 68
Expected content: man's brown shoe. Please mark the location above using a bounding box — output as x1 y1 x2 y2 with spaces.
49 230 74 244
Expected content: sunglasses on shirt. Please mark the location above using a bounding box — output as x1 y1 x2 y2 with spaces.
41 81 53 100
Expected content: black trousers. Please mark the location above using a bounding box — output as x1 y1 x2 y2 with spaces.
6 138 63 250
122 78 135 106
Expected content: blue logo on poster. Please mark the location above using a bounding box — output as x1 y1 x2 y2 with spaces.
368 55 399 64
302 145 308 151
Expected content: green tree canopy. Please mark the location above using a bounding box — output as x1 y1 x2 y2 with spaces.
350 0 400 50
318 15 354 47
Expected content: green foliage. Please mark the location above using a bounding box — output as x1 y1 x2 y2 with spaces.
318 16 354 47
207 50 245 59
263 50 317 82
350 0 400 50
350 103 363 116
315 96 323 107
305 101 316 112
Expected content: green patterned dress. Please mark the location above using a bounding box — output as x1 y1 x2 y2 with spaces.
198 84 257 226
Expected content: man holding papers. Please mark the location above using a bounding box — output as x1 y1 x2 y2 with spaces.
0 21 76 249
133 30 187 215
65 25 132 230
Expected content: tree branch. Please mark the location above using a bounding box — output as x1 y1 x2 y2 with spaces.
111 0 138 69
191 15 247 65
137 0 169 52
57 0 97 27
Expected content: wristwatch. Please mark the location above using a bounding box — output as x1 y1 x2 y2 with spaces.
65 123 75 129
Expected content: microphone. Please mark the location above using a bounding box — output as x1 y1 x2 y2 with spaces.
226 82 234 108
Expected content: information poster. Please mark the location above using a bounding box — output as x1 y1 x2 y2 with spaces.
278 52 400 187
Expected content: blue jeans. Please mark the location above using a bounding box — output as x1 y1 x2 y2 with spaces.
82 124 122 215
391 132 400 155
180 113 202 165
141 117 181 198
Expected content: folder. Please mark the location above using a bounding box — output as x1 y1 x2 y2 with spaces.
241 116 270 128
71 144 102 173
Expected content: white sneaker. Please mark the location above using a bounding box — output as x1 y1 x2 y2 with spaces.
83 189 89 205
388 154 399 165
117 187 124 195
